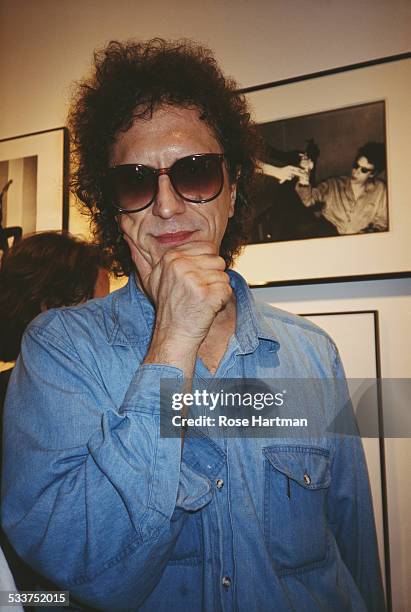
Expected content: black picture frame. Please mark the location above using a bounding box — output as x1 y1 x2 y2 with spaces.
233 54 411 287
0 127 69 253
300 309 391 610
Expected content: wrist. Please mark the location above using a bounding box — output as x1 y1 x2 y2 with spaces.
144 328 199 370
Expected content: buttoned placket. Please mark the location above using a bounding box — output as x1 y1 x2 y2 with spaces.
189 271 277 611
194 338 240 611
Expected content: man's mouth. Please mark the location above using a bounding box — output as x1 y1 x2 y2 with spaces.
154 230 197 245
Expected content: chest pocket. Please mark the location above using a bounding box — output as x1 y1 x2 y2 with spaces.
263 445 331 575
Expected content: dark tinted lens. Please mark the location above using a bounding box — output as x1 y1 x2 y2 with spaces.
353 162 372 174
107 165 156 210
171 155 223 203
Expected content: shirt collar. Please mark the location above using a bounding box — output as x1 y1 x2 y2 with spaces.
228 269 279 354
108 274 154 346
107 269 279 352
344 175 377 193
364 178 377 193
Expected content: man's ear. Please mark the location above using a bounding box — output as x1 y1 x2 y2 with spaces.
228 183 237 218
228 168 241 218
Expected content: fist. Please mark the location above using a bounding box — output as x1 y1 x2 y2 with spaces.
145 241 232 343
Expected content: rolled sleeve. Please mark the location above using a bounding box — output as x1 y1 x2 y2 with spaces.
1 317 211 609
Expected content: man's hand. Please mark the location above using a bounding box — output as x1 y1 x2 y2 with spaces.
260 162 307 184
149 241 232 342
124 235 232 366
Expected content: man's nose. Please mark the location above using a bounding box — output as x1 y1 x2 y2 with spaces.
152 174 186 218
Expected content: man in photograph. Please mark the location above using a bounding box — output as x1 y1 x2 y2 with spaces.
2 39 385 611
295 142 388 236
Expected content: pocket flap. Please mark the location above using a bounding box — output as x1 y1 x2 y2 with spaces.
263 446 331 490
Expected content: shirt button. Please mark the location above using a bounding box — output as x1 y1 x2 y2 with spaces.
303 473 311 485
222 575 231 588
216 479 224 490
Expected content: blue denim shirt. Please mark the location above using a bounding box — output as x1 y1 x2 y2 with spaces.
2 271 384 611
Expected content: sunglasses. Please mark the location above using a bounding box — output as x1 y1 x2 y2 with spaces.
105 153 225 213
352 162 374 175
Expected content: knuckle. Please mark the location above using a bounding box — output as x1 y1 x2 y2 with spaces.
184 269 200 285
223 284 233 298
168 255 190 276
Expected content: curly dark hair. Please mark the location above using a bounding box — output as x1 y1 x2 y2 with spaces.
356 142 386 175
68 38 261 275
0 231 110 361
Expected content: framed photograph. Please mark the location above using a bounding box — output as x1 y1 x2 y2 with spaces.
0 128 68 256
234 54 411 286
299 310 391 608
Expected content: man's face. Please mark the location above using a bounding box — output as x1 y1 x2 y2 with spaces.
109 106 236 279
351 155 375 185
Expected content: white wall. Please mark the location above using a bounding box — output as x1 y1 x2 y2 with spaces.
1 0 411 138
1 0 410 609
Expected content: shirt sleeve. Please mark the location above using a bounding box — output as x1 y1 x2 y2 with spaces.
1 316 213 610
295 180 330 207
370 182 388 231
327 346 386 612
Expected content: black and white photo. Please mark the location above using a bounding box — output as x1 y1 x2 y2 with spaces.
250 101 388 244
234 56 410 285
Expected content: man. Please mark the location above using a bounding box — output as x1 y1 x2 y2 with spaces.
2 40 384 611
295 142 388 236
